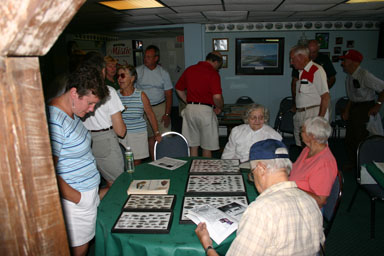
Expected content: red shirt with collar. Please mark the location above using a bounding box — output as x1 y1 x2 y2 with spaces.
175 61 222 105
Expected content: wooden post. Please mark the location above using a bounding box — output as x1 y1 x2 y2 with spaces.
0 0 86 254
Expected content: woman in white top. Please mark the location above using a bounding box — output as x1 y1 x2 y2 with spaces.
221 103 282 163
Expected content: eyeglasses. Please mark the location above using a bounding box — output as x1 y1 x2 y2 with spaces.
117 73 126 79
249 115 264 121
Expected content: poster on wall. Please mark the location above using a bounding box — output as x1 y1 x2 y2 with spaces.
106 40 134 66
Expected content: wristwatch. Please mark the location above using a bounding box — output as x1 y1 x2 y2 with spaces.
205 245 214 255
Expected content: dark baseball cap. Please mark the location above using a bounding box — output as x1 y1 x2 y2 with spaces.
249 139 289 161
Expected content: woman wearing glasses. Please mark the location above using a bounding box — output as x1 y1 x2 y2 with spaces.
117 65 161 165
221 103 282 163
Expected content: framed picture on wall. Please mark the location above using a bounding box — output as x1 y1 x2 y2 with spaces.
235 38 284 75
347 40 355 48
334 47 341 54
213 38 228 51
222 55 228 68
315 33 329 49
332 56 340 62
335 37 343 45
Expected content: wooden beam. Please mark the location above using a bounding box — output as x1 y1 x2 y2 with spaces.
0 0 85 56
0 57 70 255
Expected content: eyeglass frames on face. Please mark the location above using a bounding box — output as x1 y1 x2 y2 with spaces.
249 115 264 121
117 73 126 79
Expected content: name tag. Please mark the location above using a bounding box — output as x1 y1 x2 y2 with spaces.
300 80 309 85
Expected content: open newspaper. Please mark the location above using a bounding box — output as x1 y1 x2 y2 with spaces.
186 201 247 245
149 157 187 170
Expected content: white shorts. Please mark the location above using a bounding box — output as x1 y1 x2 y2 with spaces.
182 104 219 151
61 187 100 247
119 131 149 160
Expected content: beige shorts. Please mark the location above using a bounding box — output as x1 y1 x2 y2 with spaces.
119 131 149 160
91 130 124 182
61 187 100 247
293 106 329 146
144 101 171 137
182 104 219 151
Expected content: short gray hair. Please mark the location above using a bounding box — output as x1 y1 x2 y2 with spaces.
290 45 309 57
243 103 270 123
304 116 332 144
250 158 292 175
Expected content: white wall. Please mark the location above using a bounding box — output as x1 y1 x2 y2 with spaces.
201 29 384 124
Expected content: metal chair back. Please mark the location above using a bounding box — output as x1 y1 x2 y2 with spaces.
154 131 190 160
274 96 294 135
235 96 254 104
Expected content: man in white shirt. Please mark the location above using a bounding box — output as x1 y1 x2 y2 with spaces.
290 45 330 146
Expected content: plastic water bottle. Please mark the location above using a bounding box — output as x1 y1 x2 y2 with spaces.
125 147 134 173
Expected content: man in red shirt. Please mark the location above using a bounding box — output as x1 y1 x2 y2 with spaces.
176 52 224 157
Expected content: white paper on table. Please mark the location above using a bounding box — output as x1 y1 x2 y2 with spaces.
374 161 384 175
149 157 187 170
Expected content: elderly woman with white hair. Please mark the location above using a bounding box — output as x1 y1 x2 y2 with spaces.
221 103 282 163
289 116 337 208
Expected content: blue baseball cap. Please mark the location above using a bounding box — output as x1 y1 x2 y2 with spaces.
249 139 289 161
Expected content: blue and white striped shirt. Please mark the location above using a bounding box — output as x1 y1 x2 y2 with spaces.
118 89 147 133
48 106 100 192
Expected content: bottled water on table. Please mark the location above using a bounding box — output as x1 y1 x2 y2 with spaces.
125 146 134 173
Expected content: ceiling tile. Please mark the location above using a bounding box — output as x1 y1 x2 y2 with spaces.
224 0 281 3
284 0 343 3
277 3 336 12
225 4 276 11
159 13 206 19
173 5 223 13
330 2 384 11
248 11 295 18
161 0 222 6
120 7 175 15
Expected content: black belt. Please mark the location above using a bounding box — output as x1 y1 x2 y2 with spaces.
151 100 165 107
90 126 113 132
187 101 214 107
296 105 320 112
351 100 374 106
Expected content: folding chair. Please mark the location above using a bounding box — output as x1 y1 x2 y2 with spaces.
346 135 384 238
235 96 254 104
323 170 343 237
154 131 190 160
330 96 348 139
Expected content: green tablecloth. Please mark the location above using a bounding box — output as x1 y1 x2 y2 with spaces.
95 157 258 256
365 162 384 188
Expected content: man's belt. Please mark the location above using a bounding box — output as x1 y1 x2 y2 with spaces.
90 126 113 132
187 101 214 107
296 105 320 112
151 100 165 107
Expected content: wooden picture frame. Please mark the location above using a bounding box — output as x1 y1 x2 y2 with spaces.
235 38 284 75
213 38 229 51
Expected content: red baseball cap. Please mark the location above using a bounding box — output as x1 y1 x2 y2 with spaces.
340 49 363 63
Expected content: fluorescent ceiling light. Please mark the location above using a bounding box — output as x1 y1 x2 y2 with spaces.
347 0 384 3
99 0 164 10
